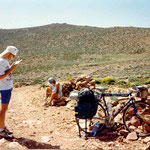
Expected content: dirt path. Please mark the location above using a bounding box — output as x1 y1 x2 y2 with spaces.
0 85 149 149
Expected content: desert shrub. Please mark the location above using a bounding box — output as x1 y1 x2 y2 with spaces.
102 76 115 85
124 82 131 88
133 48 145 54
128 78 137 82
132 81 141 86
40 83 49 89
117 80 126 85
118 81 131 88
145 79 150 84
93 78 102 84
128 77 146 86
66 77 73 80
142 72 148 75
130 82 141 88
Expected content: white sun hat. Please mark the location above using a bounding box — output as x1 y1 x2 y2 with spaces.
48 77 55 84
0 46 19 56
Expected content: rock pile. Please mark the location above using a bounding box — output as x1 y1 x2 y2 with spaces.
62 76 95 97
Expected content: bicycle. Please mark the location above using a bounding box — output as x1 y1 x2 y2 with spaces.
75 86 150 139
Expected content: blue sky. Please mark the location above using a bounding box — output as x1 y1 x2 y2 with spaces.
0 0 150 29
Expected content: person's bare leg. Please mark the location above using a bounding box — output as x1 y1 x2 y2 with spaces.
50 93 58 105
46 88 52 98
0 104 8 129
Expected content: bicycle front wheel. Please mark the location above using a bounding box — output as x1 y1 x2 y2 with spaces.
123 101 150 137
76 103 106 134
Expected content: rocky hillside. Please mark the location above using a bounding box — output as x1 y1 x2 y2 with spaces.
0 23 150 55
0 24 150 84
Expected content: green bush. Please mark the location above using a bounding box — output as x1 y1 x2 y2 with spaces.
145 79 150 84
93 78 102 84
66 77 73 80
40 83 49 89
117 80 126 85
142 72 148 75
102 76 115 85
133 82 141 86
128 78 137 82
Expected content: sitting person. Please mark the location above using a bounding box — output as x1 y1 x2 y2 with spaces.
45 77 65 106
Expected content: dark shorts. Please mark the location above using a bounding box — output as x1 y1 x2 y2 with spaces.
0 88 13 104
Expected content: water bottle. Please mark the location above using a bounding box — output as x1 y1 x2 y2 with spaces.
90 121 100 137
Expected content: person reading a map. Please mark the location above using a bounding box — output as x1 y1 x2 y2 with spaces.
0 46 19 137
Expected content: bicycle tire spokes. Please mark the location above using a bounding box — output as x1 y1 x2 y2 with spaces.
123 101 150 137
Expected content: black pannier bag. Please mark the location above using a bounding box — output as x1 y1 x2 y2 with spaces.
74 88 98 119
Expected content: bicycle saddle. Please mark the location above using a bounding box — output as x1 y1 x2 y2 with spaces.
95 87 108 92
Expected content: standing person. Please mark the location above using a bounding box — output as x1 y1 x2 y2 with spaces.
0 46 19 137
45 77 65 106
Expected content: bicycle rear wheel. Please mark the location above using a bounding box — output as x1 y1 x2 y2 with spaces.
76 103 106 134
123 101 150 137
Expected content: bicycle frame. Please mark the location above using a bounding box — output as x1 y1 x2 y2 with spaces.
99 92 138 120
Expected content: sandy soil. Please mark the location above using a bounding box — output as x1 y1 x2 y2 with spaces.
0 85 149 149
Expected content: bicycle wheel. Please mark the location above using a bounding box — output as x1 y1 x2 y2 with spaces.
123 101 150 137
76 103 106 134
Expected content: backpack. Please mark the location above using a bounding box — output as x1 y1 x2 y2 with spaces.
74 88 98 119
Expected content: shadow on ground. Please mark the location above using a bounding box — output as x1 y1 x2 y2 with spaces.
2 136 60 149
77 124 123 141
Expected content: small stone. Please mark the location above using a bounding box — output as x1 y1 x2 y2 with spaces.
143 137 150 144
107 142 115 146
143 124 150 132
123 138 130 144
54 131 60 135
119 130 129 137
126 132 138 141
95 146 103 150
8 142 23 149
49 130 53 133
41 136 51 143
111 101 118 106
130 116 140 126
117 136 124 142
114 114 122 123
116 125 125 131
145 142 150 150
0 138 7 144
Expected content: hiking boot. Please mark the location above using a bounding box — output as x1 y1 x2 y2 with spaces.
4 127 13 135
0 130 9 138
